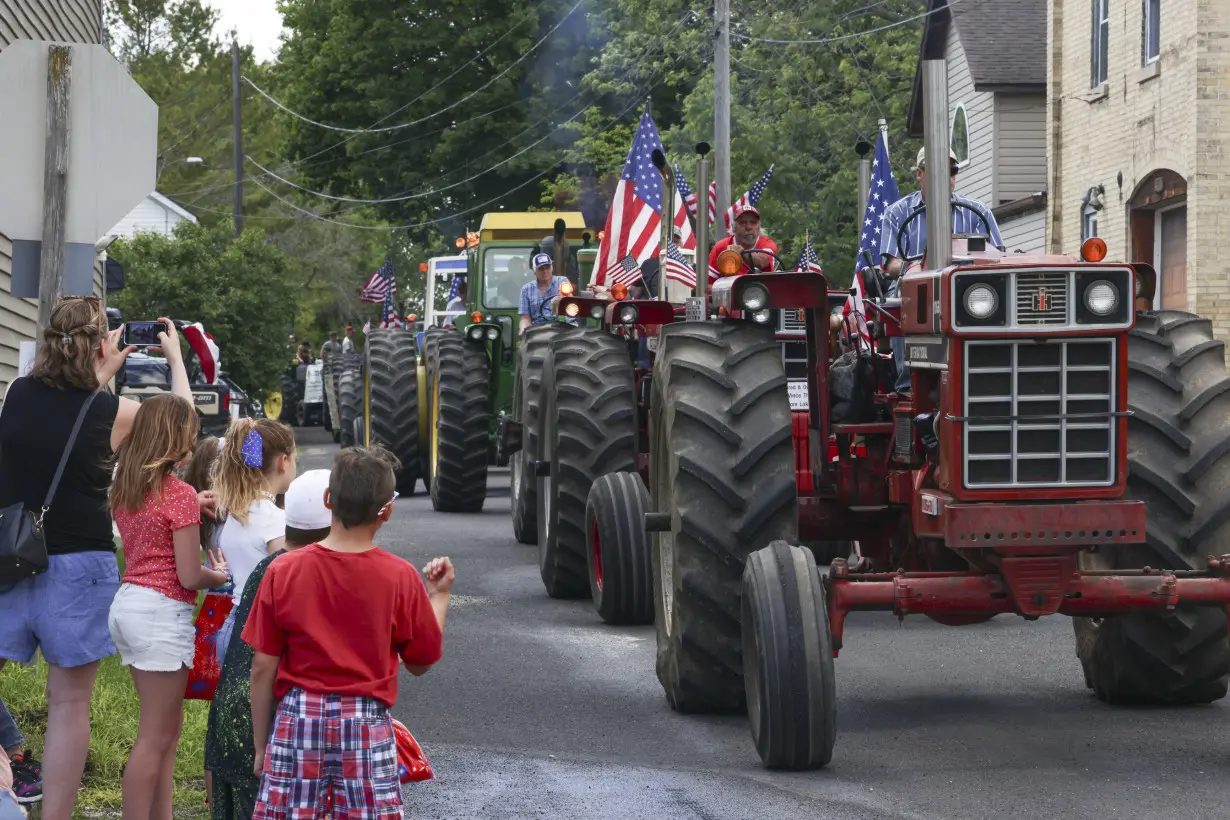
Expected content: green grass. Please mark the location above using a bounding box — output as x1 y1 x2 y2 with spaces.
0 548 210 818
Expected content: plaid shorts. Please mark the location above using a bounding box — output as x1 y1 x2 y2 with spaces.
252 688 403 819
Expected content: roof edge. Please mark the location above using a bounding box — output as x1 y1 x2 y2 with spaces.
907 0 953 138
992 191 1048 220
149 191 198 224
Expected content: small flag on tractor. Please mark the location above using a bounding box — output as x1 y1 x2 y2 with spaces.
795 238 823 274
847 129 900 342
446 275 462 302
378 286 403 329
723 165 774 232
664 241 696 289
360 257 397 303
593 106 666 287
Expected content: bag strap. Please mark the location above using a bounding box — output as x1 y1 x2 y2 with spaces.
39 391 100 520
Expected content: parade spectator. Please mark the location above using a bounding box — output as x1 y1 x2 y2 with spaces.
0 700 36 805
183 435 223 550
246 447 453 818
319 332 341 361
518 253 571 333
212 419 297 665
342 326 356 355
708 207 779 275
442 281 467 327
108 394 231 820
205 469 332 820
0 301 190 820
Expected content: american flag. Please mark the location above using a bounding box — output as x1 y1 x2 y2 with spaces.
674 168 717 226
708 181 717 225
360 257 396 303
724 165 774 231
378 288 403 329
664 241 696 288
446 275 462 302
846 129 900 340
594 107 665 287
362 319 371 334
795 240 823 274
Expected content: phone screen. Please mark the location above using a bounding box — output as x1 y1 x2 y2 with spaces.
124 322 165 347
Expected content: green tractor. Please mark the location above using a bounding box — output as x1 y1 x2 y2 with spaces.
354 212 597 510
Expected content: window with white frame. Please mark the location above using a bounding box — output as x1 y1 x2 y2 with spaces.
1081 204 1099 242
951 105 969 167
1142 0 1160 64
1091 0 1109 87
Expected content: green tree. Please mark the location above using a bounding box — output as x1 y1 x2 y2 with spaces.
111 220 296 397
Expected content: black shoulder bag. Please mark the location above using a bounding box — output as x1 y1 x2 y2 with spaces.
0 391 100 589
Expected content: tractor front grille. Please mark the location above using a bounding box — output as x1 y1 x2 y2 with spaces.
963 339 1116 488
1014 271 1069 326
778 308 807 335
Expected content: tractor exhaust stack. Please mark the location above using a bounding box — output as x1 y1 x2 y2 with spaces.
921 59 952 270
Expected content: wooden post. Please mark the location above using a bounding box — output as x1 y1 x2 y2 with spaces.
37 45 72 337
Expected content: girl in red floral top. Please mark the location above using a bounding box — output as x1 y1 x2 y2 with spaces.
107 394 230 820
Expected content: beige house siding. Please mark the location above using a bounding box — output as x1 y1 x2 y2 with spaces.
948 29 996 206
999 208 1047 254
0 0 105 392
994 95 1047 204
1048 0 1230 342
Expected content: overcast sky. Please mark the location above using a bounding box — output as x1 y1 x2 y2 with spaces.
206 0 285 62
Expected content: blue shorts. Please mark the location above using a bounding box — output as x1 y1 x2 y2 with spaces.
0 551 119 668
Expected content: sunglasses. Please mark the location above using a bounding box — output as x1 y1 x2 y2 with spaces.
379 491 400 515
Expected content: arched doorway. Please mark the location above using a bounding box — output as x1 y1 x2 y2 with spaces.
1128 169 1187 309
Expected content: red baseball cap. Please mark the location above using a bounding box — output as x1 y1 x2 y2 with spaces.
346 325 353 331
734 205 761 221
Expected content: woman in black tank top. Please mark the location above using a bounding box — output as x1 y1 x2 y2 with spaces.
0 298 192 819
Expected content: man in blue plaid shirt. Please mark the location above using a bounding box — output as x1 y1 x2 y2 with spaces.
518 253 573 334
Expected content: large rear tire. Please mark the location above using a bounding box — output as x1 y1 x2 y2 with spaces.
420 327 445 484
364 330 420 495
338 366 360 448
1074 310 1230 704
511 324 575 545
743 541 835 769
586 472 653 625
428 333 490 513
537 329 637 599
651 320 798 713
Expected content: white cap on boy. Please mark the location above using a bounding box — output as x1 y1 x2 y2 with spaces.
284 469 332 530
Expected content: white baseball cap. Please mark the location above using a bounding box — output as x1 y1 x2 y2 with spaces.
915 146 960 170
533 252 553 269
285 469 332 530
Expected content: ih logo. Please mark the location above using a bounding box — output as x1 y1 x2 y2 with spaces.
1033 286 1051 312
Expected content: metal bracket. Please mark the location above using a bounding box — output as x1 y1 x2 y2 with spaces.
533 460 552 478
644 512 671 532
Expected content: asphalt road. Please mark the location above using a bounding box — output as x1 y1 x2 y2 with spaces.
295 428 1229 820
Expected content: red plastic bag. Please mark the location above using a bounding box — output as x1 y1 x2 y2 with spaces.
185 590 234 701
392 718 434 783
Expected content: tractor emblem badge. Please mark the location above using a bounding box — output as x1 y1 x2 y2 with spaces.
1033 287 1051 312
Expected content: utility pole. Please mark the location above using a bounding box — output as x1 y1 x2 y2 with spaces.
37 45 71 337
921 60 952 270
232 38 243 237
855 138 872 224
713 0 731 240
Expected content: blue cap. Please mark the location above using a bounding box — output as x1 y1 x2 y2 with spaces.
533 253 553 270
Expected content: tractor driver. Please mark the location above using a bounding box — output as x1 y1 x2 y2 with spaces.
879 146 1004 393
708 206 779 275
518 253 572 334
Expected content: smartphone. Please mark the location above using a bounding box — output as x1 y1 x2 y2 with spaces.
123 321 165 347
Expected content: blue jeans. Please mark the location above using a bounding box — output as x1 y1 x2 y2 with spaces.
0 698 22 752
215 607 237 667
0 791 24 820
0 551 119 667
891 336 910 392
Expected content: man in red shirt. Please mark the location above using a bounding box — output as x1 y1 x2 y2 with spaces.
244 447 455 819
708 206 779 276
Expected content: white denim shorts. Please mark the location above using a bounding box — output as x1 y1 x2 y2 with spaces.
107 583 195 672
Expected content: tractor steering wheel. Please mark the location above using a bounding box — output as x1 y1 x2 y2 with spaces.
733 247 785 273
894 201 994 267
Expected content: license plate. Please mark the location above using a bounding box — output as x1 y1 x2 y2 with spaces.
193 394 214 406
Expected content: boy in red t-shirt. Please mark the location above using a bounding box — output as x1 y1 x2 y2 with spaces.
244 447 454 819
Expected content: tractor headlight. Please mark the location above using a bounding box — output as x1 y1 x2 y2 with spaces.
741 283 770 311
964 285 998 319
751 308 772 324
617 304 639 325
467 326 484 341
589 304 604 319
1084 280 1119 316
564 302 580 318
485 326 499 340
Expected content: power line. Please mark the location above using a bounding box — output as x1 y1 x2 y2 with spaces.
239 0 585 135
740 0 975 45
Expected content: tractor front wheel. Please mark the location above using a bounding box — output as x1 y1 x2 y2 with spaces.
651 320 798 713
586 472 653 625
1074 310 1230 704
428 334 490 513
743 541 835 770
338 366 360 448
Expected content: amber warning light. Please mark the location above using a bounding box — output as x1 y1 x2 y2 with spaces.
1081 237 1107 263
611 283 628 301
559 280 574 296
716 249 743 276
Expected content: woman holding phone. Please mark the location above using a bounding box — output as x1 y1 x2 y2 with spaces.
0 302 191 820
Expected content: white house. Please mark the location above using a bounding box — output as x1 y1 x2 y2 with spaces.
905 0 1048 254
106 191 198 240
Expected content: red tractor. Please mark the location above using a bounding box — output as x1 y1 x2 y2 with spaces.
644 226 1230 769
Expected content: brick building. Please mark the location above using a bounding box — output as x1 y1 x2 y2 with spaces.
1047 0 1230 336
